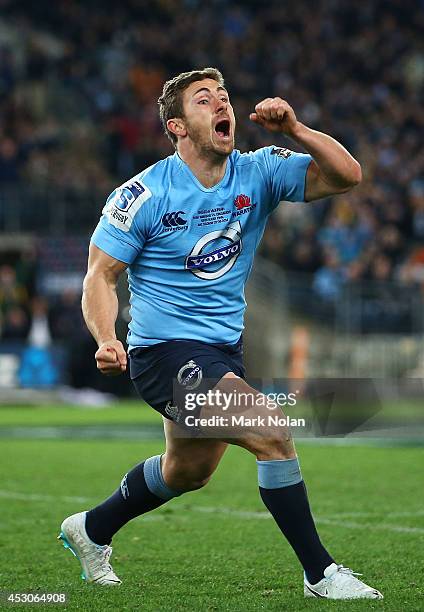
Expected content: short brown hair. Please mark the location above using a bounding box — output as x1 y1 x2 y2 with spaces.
158 67 225 147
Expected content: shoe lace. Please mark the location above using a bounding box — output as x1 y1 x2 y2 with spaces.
336 565 362 577
84 543 114 575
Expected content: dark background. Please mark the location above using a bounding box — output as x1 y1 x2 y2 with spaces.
0 0 423 393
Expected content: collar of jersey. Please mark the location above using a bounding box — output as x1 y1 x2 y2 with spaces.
175 152 231 193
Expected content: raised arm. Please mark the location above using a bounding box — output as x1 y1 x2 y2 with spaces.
250 97 362 201
82 243 128 375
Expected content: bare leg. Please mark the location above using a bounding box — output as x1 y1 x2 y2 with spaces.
162 416 228 490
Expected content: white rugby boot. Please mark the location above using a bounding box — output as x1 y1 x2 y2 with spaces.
58 511 121 585
304 563 383 599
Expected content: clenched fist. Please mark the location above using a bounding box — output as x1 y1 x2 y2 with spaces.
95 339 127 376
250 97 299 136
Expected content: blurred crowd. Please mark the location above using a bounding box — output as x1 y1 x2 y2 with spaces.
0 0 423 310
0 252 133 390
0 253 91 384
0 259 81 346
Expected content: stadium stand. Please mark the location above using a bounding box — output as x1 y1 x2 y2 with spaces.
0 0 423 388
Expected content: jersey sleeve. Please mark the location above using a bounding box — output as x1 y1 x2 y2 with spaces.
254 146 312 212
91 178 153 264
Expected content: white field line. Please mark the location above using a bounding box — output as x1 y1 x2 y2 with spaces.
193 506 424 534
0 489 423 534
324 510 424 518
0 490 92 504
315 518 424 535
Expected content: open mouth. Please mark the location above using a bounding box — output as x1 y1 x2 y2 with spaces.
214 119 231 139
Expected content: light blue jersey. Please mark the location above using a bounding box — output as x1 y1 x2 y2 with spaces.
91 146 312 349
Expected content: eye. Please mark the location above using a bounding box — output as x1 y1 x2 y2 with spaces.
198 99 208 104
220 97 229 103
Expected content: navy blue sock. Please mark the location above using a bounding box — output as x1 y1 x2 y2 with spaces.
258 459 333 584
85 455 181 545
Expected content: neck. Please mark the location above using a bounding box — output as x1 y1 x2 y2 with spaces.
177 144 228 188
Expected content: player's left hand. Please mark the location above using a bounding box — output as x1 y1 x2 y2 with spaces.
249 97 299 136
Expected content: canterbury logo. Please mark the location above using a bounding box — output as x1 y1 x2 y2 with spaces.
120 474 129 500
162 211 187 228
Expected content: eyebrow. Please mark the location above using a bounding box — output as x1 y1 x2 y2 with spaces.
192 86 228 97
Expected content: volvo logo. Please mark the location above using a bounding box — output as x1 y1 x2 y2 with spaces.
177 360 203 390
185 221 242 280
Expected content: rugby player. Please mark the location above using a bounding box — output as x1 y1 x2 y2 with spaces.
59 68 383 599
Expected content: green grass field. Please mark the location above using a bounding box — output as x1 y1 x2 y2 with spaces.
0 402 423 611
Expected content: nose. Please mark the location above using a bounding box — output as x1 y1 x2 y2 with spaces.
215 98 227 114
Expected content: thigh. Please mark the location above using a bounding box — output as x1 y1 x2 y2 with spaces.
186 373 296 459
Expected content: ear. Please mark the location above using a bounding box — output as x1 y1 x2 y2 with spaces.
167 118 187 139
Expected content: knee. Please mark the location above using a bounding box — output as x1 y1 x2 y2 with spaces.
171 470 212 492
239 431 296 461
182 473 212 491
162 456 214 492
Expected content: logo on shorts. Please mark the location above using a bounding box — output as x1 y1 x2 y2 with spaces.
164 401 181 422
177 360 203 390
120 474 129 499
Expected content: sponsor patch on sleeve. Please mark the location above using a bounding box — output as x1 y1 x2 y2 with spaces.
103 179 152 232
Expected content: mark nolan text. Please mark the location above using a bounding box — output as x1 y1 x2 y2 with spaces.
185 415 306 428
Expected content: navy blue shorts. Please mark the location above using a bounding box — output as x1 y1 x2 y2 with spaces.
129 336 245 423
